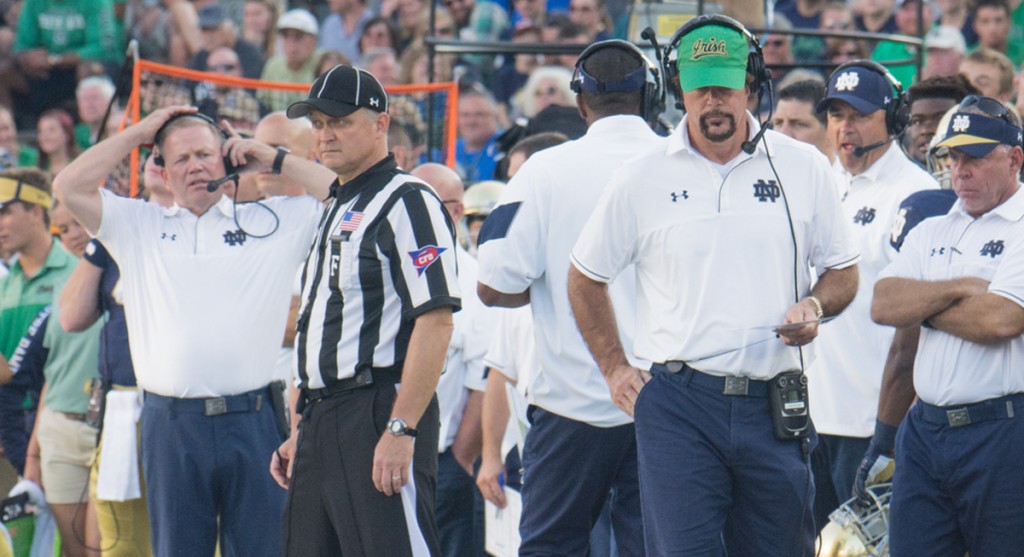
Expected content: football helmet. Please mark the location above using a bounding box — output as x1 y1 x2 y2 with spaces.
925 105 960 190
816 482 892 557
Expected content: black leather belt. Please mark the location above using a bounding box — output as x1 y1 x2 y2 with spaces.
302 366 403 404
144 386 268 416
659 361 772 397
918 393 1023 428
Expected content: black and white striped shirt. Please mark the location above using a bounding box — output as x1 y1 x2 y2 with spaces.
295 155 461 389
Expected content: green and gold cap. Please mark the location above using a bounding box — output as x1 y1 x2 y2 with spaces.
676 24 749 92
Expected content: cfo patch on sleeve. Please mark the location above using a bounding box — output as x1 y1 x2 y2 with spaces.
408 245 448 276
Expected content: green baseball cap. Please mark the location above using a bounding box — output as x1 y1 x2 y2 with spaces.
676 23 749 92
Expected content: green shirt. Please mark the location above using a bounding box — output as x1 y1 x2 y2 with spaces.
257 51 322 112
13 0 119 61
965 42 1024 69
1011 0 1024 61
0 240 75 359
42 302 101 413
872 39 920 87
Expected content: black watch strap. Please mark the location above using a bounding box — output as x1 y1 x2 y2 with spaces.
272 146 289 175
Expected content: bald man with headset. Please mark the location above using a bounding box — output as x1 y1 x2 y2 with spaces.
476 39 664 556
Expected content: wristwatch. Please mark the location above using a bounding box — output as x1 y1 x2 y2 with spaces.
272 146 290 175
386 417 418 438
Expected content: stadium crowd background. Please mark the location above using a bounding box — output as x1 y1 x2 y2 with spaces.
0 0 1023 554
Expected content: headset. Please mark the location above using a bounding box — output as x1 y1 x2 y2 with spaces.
152 112 237 180
570 39 665 127
152 111 280 238
830 59 910 138
662 14 772 110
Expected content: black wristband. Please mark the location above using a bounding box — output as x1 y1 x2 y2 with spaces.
272 146 289 175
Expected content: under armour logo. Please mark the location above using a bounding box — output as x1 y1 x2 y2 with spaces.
753 179 780 203
223 229 247 246
369 97 380 107
161 232 177 241
671 190 689 202
980 240 1005 258
834 71 859 92
952 114 970 133
853 207 876 225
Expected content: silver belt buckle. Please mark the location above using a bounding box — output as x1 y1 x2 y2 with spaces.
205 397 228 416
946 408 971 427
723 377 749 396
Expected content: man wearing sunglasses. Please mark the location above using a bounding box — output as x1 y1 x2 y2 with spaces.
808 61 939 531
870 95 1024 554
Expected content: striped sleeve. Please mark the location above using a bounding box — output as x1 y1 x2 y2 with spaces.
383 184 461 318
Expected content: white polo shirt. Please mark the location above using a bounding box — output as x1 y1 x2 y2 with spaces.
96 190 320 397
809 143 939 437
484 305 537 458
476 115 663 427
878 186 1024 406
571 114 859 376
436 246 493 453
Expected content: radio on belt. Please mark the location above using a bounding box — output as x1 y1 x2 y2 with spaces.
769 371 810 441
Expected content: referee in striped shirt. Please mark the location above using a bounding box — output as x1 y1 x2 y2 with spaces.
270 65 461 556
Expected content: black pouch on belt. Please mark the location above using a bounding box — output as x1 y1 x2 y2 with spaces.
768 371 811 441
85 378 109 430
268 380 291 440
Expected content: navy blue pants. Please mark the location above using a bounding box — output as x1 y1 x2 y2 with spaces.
810 433 870 531
141 388 286 557
436 448 484 556
635 367 816 557
889 399 1024 556
519 406 644 557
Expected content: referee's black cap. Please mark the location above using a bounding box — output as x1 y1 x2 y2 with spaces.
287 65 389 119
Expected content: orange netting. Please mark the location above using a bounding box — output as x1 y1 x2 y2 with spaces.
114 59 458 197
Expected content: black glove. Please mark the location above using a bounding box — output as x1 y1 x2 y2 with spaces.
853 419 898 501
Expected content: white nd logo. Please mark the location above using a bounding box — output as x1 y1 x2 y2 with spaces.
952 114 970 133
835 72 859 92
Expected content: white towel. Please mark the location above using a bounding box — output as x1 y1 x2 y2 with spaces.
7 479 56 557
96 390 142 501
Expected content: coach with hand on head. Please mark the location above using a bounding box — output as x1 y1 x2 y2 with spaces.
52 105 335 556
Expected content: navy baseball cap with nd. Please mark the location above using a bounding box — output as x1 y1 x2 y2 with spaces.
287 65 389 119
817 65 897 115
932 97 1024 157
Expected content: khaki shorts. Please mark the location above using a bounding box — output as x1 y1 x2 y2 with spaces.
38 406 98 504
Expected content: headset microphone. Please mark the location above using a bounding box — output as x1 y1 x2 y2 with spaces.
206 173 239 192
852 140 888 158
742 121 773 155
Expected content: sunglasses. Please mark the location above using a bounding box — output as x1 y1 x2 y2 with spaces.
210 63 238 72
959 95 1012 124
534 86 559 97
763 39 786 47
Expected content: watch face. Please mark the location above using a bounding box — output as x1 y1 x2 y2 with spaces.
388 419 405 435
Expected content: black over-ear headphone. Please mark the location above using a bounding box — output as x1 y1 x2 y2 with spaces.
570 39 664 127
152 112 236 175
662 14 771 110
829 59 910 137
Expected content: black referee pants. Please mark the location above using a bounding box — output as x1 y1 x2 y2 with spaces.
283 382 441 556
